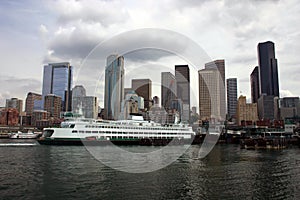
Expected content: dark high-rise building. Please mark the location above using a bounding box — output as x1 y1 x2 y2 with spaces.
257 94 279 120
42 62 73 112
132 79 152 110
226 78 237 119
175 65 190 123
250 66 260 103
257 41 279 97
161 72 176 111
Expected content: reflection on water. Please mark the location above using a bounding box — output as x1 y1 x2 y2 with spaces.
0 141 299 199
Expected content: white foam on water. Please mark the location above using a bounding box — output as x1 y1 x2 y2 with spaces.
0 143 37 147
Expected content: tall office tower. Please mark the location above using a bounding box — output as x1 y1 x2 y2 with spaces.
25 92 42 116
6 98 23 114
257 41 279 97
175 65 190 123
205 60 225 84
250 66 260 103
42 62 73 112
104 55 125 120
199 68 224 122
132 79 152 110
161 72 177 111
44 94 62 118
199 60 226 123
72 85 86 98
236 95 258 126
226 78 237 119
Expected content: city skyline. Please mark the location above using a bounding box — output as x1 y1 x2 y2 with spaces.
1 0 300 107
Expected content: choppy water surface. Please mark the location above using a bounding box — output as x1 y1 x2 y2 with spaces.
0 140 299 199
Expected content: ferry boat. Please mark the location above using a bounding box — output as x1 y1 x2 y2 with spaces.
37 115 196 146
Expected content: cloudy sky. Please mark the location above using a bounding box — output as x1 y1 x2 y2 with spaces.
1 0 299 108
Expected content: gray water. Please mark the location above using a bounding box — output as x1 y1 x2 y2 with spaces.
0 140 299 200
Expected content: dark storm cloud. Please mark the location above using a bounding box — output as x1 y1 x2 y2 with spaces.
48 28 197 65
46 27 102 61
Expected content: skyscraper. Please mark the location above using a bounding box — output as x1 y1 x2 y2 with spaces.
199 68 224 122
257 41 279 97
132 79 152 110
205 60 225 84
42 62 73 112
226 78 237 119
199 60 226 122
104 55 124 120
161 72 177 111
175 65 190 123
250 66 260 103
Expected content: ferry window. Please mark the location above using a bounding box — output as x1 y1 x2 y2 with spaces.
92 131 98 133
70 124 75 128
79 131 84 133
72 130 78 133
86 131 91 133
43 130 54 137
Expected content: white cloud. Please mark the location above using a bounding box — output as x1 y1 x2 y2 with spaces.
39 24 48 34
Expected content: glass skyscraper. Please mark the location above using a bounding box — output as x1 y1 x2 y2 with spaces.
104 55 124 120
42 62 73 112
161 72 176 110
257 41 279 97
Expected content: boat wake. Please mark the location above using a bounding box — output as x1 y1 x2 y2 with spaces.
0 143 37 147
